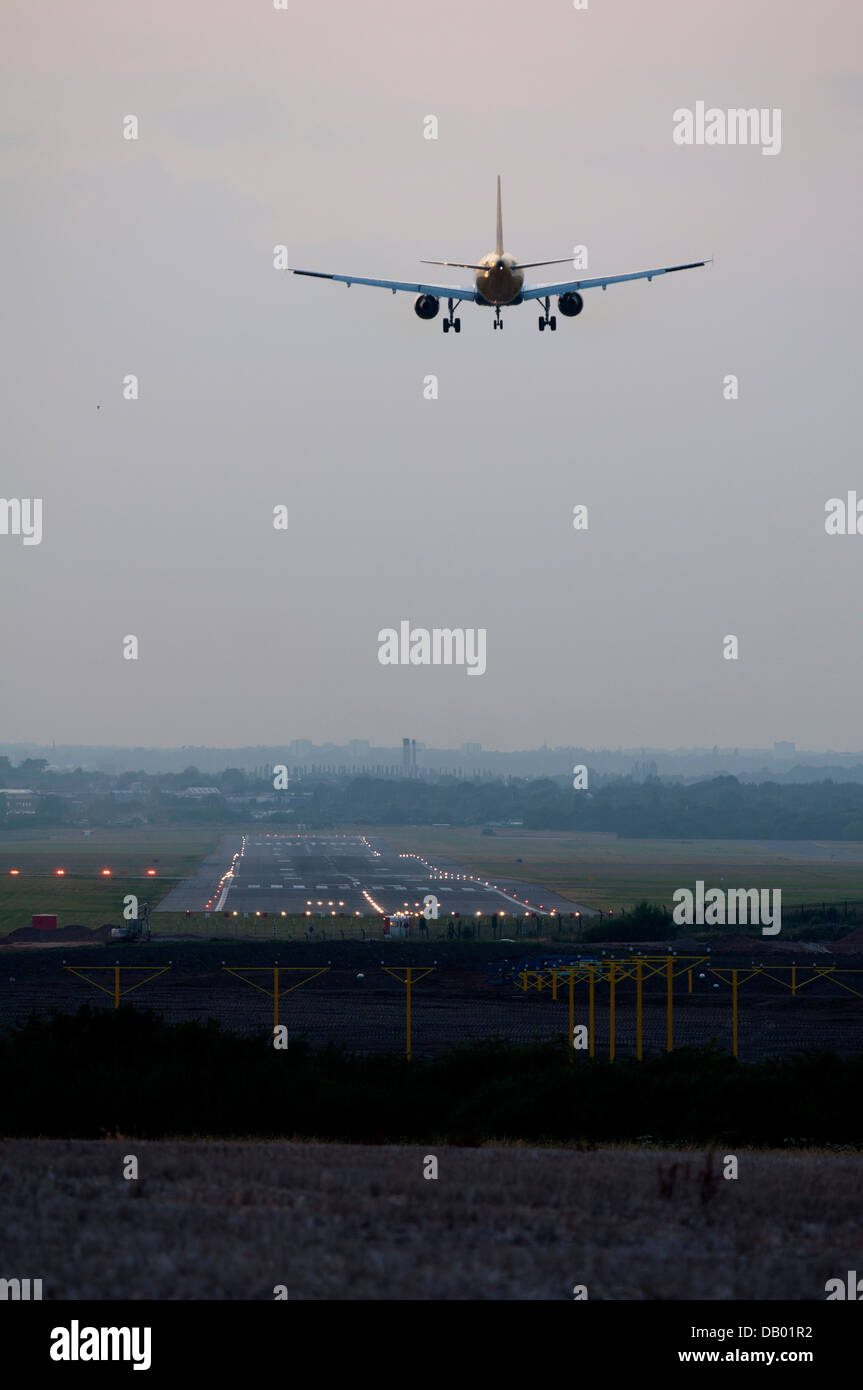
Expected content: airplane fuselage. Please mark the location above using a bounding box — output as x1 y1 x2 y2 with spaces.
474 251 524 305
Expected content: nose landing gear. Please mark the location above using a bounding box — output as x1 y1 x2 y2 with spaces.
537 297 556 331
443 298 461 333
493 306 504 331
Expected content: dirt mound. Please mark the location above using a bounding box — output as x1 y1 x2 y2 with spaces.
711 933 768 953
831 926 863 954
764 937 832 955
2 923 116 944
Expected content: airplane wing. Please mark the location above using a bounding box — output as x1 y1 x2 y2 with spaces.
292 269 476 300
521 259 709 299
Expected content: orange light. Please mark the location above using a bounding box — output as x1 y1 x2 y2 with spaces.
146 868 157 876
100 868 112 877
56 868 66 876
9 868 20 875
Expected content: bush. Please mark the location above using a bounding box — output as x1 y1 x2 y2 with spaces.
2 1007 861 1147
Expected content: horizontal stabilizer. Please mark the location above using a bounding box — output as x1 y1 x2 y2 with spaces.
420 259 486 270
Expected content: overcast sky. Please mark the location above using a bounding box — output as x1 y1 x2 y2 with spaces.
2 0 861 751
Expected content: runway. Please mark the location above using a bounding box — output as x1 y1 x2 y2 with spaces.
158 832 593 920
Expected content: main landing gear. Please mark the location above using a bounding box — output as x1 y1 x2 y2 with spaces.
493 306 504 331
442 298 461 333
537 297 557 332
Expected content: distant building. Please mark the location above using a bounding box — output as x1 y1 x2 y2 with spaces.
773 742 796 758
0 789 38 814
462 742 482 756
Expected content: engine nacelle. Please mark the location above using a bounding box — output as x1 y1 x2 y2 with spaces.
558 291 584 318
414 294 440 320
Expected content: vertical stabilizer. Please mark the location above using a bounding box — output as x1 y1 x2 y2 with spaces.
495 175 503 255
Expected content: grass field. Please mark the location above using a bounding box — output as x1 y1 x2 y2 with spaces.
2 1139 858 1299
379 827 863 911
0 827 224 935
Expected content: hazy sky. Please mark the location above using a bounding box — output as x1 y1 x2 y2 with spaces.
2 0 862 751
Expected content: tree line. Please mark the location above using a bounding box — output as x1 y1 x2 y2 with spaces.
6 760 863 839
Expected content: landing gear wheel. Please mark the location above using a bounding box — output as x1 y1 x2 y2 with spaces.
443 320 450 333
538 317 545 332
549 316 557 331
454 318 461 333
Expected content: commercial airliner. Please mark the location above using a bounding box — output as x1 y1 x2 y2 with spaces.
292 177 708 333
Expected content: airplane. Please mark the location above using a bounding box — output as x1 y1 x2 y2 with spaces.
291 176 708 334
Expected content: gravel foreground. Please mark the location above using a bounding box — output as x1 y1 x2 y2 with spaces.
1 1140 861 1299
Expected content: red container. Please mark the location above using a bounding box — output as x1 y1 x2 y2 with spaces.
32 914 58 930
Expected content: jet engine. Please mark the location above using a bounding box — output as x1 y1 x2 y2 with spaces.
558 291 584 317
414 294 440 320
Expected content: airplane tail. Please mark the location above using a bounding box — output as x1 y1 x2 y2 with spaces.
420 177 574 271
